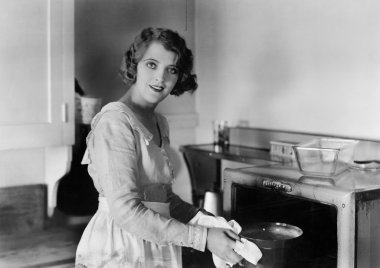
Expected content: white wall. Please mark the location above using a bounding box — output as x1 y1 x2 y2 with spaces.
194 0 380 143
3 1 379 204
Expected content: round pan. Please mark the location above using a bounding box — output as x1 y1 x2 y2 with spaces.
241 222 303 249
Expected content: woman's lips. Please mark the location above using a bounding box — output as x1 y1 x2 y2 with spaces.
149 84 164 92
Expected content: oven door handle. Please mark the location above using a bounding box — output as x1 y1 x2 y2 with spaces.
262 180 293 193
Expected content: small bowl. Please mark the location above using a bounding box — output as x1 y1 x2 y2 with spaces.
293 138 358 177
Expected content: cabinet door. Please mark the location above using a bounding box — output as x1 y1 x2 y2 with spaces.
0 0 74 150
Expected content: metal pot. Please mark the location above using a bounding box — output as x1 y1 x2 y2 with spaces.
240 222 303 268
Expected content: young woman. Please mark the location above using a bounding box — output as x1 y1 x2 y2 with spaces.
75 27 242 268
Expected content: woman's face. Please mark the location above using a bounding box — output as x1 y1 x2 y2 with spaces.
133 41 179 106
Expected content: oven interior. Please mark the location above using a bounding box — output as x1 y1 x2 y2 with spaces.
231 183 337 268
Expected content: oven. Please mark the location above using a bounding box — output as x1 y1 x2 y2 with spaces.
223 163 380 268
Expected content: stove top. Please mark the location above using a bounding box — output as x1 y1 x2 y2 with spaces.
226 161 380 193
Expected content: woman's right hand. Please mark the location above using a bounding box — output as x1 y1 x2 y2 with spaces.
206 227 243 265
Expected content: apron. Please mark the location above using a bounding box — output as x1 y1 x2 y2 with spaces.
76 197 182 268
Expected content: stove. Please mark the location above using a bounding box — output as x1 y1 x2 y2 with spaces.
223 162 380 268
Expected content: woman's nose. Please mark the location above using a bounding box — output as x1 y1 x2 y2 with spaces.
154 69 166 82
154 76 163 83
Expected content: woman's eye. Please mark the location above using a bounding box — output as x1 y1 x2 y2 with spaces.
168 67 178 75
146 61 156 69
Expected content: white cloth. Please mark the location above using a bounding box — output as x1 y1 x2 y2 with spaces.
234 238 263 266
189 213 262 267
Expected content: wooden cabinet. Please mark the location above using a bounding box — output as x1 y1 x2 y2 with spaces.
0 0 74 150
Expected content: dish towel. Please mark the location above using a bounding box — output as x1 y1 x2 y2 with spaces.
189 214 262 267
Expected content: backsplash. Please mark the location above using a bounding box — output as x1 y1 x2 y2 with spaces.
229 127 380 161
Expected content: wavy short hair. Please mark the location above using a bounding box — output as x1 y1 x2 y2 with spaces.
120 27 198 96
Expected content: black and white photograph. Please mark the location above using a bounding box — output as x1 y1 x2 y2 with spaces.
0 0 380 267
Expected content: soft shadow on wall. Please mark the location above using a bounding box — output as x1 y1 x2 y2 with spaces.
75 0 192 105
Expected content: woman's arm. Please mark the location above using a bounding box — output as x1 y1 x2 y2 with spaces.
167 188 215 223
167 188 200 223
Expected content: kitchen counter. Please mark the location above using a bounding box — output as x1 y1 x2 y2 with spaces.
179 143 278 165
179 144 281 206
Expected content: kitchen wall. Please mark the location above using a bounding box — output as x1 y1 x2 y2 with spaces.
73 0 380 202
75 0 198 202
194 0 380 144
3 1 379 205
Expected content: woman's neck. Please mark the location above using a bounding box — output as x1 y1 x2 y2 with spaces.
119 92 157 128
119 92 162 146
119 91 156 117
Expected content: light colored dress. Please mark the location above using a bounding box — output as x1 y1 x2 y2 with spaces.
75 102 207 268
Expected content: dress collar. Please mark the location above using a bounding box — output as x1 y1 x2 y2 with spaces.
98 102 169 145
